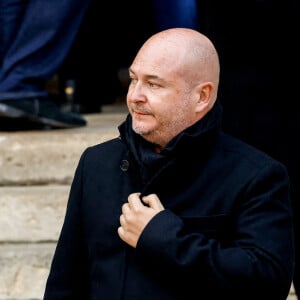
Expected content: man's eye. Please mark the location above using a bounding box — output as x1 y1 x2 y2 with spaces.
148 82 159 88
130 78 137 84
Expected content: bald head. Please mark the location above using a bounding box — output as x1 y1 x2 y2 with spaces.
127 28 221 149
134 28 220 104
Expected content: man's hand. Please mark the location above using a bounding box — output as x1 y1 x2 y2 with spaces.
118 192 164 248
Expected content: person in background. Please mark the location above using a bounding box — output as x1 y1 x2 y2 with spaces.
60 0 156 114
43 28 294 300
152 0 198 30
0 0 91 130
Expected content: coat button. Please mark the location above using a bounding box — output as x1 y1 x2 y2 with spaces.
120 160 129 171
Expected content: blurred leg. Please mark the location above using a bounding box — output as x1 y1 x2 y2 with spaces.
0 0 92 100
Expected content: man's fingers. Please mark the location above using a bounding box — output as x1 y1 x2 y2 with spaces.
122 203 130 214
119 213 126 226
128 192 144 209
117 226 125 238
125 192 164 211
141 194 164 210
119 193 163 249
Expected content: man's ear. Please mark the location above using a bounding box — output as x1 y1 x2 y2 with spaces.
194 82 214 112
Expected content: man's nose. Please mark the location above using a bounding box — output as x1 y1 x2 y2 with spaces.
128 82 146 102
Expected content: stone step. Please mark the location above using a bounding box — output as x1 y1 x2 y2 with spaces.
0 110 127 186
0 107 128 300
0 185 66 299
0 185 68 242
0 243 55 300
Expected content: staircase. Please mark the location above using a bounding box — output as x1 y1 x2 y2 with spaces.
0 104 297 300
0 105 127 300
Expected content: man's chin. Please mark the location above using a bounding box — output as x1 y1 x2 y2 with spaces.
133 128 151 136
132 124 153 137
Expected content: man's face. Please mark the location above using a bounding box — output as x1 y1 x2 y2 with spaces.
126 46 197 149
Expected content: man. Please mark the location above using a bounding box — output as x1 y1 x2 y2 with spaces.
43 28 294 300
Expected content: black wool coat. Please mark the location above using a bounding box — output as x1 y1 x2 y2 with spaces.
44 103 294 300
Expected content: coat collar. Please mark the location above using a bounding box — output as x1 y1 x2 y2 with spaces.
118 101 223 189
118 101 223 159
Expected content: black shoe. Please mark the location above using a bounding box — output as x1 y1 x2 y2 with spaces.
0 97 87 130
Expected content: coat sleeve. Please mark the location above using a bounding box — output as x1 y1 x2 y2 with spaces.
43 150 89 300
136 161 294 299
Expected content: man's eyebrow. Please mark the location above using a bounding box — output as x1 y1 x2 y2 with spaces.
128 69 161 81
